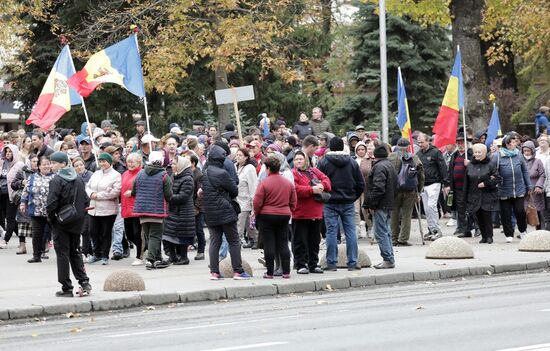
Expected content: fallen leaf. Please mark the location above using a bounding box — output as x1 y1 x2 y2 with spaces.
486 271 492 275
69 327 82 333
31 333 38 338
316 300 329 305
167 303 176 308
325 284 333 291
34 318 40 322
416 306 424 310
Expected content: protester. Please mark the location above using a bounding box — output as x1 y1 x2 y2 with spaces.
31 132 54 158
235 148 259 248
310 107 331 135
1 144 24 249
292 112 314 140
120 153 144 266
187 153 206 260
522 141 545 230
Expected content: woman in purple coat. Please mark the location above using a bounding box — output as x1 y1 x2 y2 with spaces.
522 141 545 230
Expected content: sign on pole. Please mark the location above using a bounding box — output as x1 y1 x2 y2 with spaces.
215 85 255 145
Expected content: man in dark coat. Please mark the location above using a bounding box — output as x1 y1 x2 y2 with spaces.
46 152 91 297
364 144 398 269
202 145 249 280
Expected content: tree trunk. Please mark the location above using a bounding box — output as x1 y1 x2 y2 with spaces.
215 66 231 129
321 0 332 35
450 0 491 133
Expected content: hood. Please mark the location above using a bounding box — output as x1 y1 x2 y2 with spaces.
2 144 20 167
272 152 291 172
522 140 536 153
175 167 193 179
144 164 165 176
208 145 226 166
57 166 77 181
325 151 352 167
355 141 367 151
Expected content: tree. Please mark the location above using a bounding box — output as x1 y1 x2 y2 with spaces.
329 3 451 134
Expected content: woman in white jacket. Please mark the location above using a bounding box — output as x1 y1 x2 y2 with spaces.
85 153 121 265
236 148 259 248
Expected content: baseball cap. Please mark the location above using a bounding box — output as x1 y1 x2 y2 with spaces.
141 134 160 144
246 140 262 148
355 125 366 131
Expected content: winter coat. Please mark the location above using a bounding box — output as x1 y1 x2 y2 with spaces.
202 145 239 226
364 158 398 211
112 161 127 175
34 144 54 158
524 156 546 211
317 151 365 204
11 166 35 223
86 166 121 216
192 168 204 212
83 156 97 172
310 119 331 136
2 144 24 201
417 145 449 186
163 168 196 240
494 149 532 199
535 112 549 136
291 167 331 219
448 149 473 192
47 167 89 234
463 156 501 213
253 173 297 216
120 167 141 218
236 163 258 212
292 122 314 140
132 164 172 218
21 172 55 217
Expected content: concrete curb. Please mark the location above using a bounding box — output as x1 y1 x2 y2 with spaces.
2 261 548 321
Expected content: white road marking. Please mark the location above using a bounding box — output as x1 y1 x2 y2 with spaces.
542 309 550 312
495 343 550 351
106 315 299 338
199 342 288 351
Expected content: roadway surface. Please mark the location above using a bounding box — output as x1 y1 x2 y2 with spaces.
1 271 550 351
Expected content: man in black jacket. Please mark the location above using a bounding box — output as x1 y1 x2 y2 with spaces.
364 144 398 269
46 152 91 297
417 133 449 240
317 137 364 271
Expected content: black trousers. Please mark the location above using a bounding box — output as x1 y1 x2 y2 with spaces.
475 209 493 239
292 219 321 270
208 221 243 275
124 217 143 259
257 214 291 275
0 191 7 231
80 214 92 256
500 197 526 237
3 200 18 243
31 217 48 259
89 215 117 259
52 226 89 291
195 212 206 254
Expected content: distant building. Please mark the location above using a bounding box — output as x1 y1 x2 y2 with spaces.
0 99 20 132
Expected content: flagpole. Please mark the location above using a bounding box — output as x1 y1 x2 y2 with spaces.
458 45 468 156
67 45 98 165
132 30 153 151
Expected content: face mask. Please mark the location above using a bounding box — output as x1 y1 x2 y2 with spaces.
524 155 533 160
230 147 238 155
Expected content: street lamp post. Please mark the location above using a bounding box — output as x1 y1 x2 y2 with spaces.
379 0 389 143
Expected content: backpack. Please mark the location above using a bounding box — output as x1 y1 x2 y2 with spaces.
397 157 419 192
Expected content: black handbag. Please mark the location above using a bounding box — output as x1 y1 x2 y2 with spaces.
314 191 331 203
55 186 79 224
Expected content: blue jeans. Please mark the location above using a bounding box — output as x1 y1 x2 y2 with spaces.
324 203 357 267
373 209 394 263
111 208 124 254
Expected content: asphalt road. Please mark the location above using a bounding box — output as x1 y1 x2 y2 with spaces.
1 272 550 351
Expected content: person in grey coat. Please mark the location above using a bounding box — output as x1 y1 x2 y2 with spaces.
521 141 545 230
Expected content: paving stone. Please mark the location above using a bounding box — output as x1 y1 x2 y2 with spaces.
140 293 180 305
518 230 550 252
492 263 527 274
91 296 142 311
413 271 441 281
43 302 92 316
349 275 376 287
314 278 351 291
374 272 414 285
226 285 277 299
103 270 145 292
439 268 470 279
8 306 44 319
180 288 227 302
525 261 549 270
276 281 316 294
425 236 474 259
0 309 9 320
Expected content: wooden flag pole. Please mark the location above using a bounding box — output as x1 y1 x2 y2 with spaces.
231 88 244 147
66 45 98 165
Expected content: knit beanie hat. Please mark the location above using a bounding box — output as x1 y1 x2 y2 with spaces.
329 137 344 151
149 151 164 165
98 152 113 165
373 144 389 158
397 138 410 147
50 151 69 165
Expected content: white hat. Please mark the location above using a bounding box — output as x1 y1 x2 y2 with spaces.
141 133 160 144
170 126 184 135
93 128 105 139
149 151 164 165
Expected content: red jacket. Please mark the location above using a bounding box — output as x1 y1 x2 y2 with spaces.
120 167 141 218
253 173 297 216
291 167 331 219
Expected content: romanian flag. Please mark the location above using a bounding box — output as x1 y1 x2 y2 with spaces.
396 67 413 149
67 35 145 98
485 103 502 147
26 46 81 130
432 49 464 148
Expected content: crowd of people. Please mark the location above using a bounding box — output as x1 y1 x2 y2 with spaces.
0 105 547 296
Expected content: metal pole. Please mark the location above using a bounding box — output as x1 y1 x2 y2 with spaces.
458 45 468 156
379 0 389 143
67 45 98 165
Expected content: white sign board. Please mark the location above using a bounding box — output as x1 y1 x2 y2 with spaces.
214 85 255 105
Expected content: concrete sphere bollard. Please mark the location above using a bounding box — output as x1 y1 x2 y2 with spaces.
519 230 550 252
220 259 253 278
425 236 474 259
319 244 372 268
103 270 146 292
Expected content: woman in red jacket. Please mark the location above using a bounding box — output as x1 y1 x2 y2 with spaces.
291 150 331 274
253 156 297 279
121 153 144 266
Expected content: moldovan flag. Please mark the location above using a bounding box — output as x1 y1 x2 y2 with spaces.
26 46 81 130
432 49 464 148
485 103 502 147
67 35 145 98
396 67 413 147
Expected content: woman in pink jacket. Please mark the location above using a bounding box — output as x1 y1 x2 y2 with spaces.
121 153 144 265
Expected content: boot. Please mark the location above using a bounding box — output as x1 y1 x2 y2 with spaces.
242 239 254 249
16 242 27 255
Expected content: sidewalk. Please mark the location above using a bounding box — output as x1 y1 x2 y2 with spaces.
0 218 548 321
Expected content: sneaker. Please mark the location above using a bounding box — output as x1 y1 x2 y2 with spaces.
233 272 251 280
80 282 92 295
348 265 361 271
55 290 74 298
194 253 205 260
374 261 395 269
145 260 155 270
263 273 274 279
101 258 109 265
173 257 190 265
423 232 434 241
506 236 513 243
131 258 144 266
309 267 324 274
282 273 290 279
0 239 7 249
87 255 101 264
446 219 457 227
154 260 170 269
111 252 123 260
210 272 223 280
297 267 309 274
27 257 41 263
